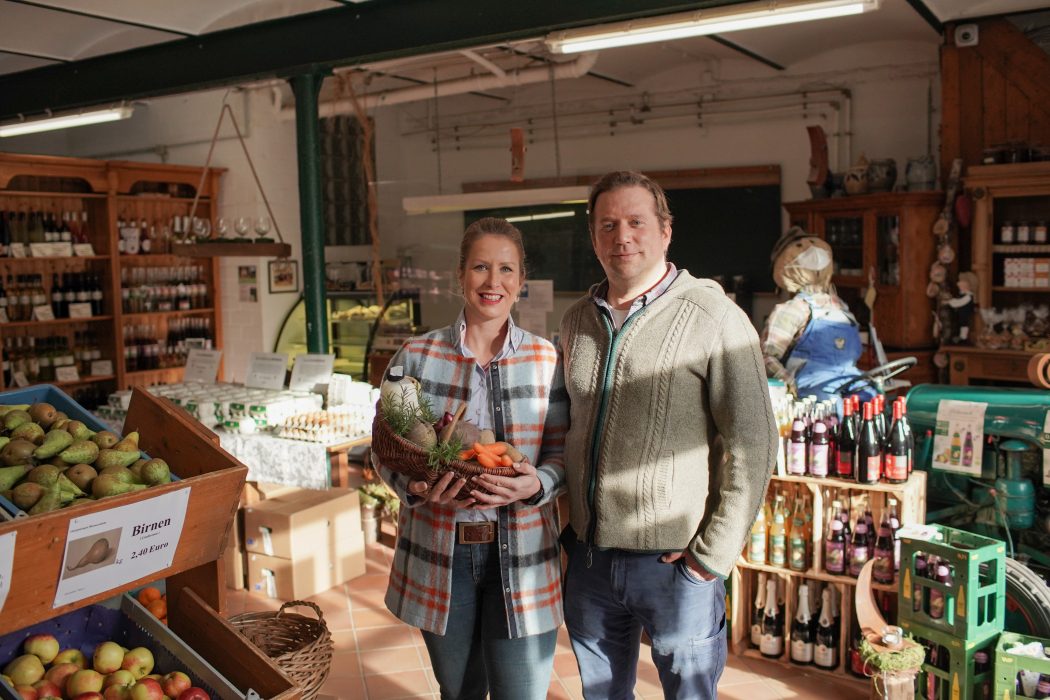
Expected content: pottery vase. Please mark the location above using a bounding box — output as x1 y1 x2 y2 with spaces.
906 155 937 191
844 166 869 196
867 158 897 192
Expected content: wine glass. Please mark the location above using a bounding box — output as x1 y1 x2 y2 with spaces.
192 217 211 242
254 216 272 242
234 217 252 241
216 217 230 241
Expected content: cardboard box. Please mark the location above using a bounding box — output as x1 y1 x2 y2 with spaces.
242 481 302 507
223 507 247 591
242 489 365 598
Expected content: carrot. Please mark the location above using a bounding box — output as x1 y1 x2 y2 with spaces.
500 454 513 467
476 452 498 469
472 442 508 457
458 449 476 461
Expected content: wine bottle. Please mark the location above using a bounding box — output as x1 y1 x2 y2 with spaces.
770 495 787 567
759 577 784 659
836 399 858 479
849 522 869 578
884 399 909 483
888 499 901 573
789 495 808 572
90 273 104 316
790 583 815 665
929 564 951 620
873 394 887 444
808 421 829 477
751 572 766 647
814 588 837 670
857 401 881 484
872 520 895 584
50 273 63 318
787 418 807 476
895 398 914 475
825 519 846 575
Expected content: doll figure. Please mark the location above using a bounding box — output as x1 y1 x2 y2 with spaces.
946 271 978 344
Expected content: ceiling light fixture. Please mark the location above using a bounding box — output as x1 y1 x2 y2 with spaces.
403 186 590 215
0 105 134 138
546 0 880 54
506 211 578 223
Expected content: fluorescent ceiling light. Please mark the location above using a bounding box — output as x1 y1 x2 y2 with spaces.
403 186 590 215
547 0 880 53
506 211 577 223
0 106 134 138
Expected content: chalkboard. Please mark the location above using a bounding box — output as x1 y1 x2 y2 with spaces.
465 183 781 295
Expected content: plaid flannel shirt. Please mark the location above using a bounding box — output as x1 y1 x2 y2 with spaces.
376 320 568 638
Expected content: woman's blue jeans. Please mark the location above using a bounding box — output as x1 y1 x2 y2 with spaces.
421 540 557 700
563 532 727 700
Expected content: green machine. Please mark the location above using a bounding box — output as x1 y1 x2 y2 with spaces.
905 384 1050 637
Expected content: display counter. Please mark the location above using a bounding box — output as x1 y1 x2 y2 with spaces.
218 432 369 489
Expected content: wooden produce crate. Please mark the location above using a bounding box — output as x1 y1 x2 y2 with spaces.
0 387 247 635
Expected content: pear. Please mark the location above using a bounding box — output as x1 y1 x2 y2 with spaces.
0 436 9 451
90 431 120 449
10 421 45 445
33 429 75 460
59 440 99 465
25 464 62 486
65 464 97 492
29 482 65 514
140 459 171 486
91 474 146 499
63 420 95 442
3 410 32 432
113 431 140 452
96 448 140 470
98 466 138 484
27 402 58 428
11 482 45 510
0 465 27 491
1 439 36 466
0 404 30 417
51 417 70 432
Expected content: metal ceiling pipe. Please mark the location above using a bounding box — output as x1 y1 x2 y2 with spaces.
276 52 598 119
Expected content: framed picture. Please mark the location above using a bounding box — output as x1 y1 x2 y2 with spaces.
268 259 299 294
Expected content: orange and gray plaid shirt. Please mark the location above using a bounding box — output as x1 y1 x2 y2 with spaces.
376 319 568 638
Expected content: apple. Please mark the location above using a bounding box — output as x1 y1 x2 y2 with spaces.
103 670 136 689
23 635 60 665
120 648 154 679
177 689 210 700
93 642 124 674
31 679 62 699
13 685 37 700
160 672 191 698
3 655 45 686
45 662 81 690
128 678 164 700
53 649 88 669
71 694 105 700
66 669 104 697
103 685 131 700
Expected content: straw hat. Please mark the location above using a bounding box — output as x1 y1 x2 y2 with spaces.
771 226 833 291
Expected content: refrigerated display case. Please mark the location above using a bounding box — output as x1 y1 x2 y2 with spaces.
273 290 421 381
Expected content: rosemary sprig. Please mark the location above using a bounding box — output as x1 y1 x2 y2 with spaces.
380 393 421 436
426 437 463 469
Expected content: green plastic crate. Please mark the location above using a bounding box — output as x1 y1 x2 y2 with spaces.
899 524 1006 640
994 631 1050 699
908 621 999 700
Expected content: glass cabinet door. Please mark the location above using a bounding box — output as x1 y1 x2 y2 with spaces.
823 215 864 277
876 214 901 286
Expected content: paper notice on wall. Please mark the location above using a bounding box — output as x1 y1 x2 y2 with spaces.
54 488 190 608
520 280 554 312
0 531 14 614
932 399 987 476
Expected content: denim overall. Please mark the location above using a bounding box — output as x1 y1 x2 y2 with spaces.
786 293 875 405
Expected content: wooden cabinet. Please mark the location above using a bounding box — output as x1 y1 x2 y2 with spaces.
0 153 224 395
730 471 926 683
784 192 943 351
948 162 1050 385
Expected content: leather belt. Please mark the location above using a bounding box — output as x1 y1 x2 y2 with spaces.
457 521 496 544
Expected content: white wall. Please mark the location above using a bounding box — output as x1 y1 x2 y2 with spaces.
1 37 939 354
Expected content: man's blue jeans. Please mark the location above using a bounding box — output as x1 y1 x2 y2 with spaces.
563 532 727 699
420 540 557 700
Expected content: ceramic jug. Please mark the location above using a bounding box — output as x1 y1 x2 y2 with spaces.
844 166 869 195
866 159 897 192
906 155 936 191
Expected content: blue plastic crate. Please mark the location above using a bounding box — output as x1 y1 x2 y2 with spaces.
0 385 175 518
0 594 243 700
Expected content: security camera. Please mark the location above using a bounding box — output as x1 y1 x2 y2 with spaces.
955 24 979 47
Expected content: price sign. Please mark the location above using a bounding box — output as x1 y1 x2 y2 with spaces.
245 352 288 390
90 360 113 377
183 349 222 384
0 531 14 615
55 366 80 383
33 305 55 321
0 308 7 323
54 489 190 608
68 303 93 319
289 354 335 392
73 243 96 257
10 244 26 258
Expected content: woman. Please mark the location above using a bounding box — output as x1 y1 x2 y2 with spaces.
376 217 567 700
762 226 875 405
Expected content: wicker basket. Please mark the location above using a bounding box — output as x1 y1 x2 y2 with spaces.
370 408 515 485
228 601 333 700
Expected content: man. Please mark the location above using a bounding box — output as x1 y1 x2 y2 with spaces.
558 171 778 699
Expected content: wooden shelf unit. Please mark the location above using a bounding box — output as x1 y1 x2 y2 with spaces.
0 152 225 394
730 471 926 683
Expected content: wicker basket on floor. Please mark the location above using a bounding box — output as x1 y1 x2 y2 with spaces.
228 600 333 700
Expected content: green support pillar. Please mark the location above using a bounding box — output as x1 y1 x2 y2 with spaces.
290 72 329 354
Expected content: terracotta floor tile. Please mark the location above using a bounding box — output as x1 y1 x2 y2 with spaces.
347 586 388 610
327 650 361 678
364 668 433 699
546 679 574 700
354 624 419 651
359 645 426 674
318 674 366 700
351 606 401 629
348 572 391 590
718 679 788 699
552 651 580 679
321 607 354 632
719 655 764 686
330 629 356 652
558 672 585 700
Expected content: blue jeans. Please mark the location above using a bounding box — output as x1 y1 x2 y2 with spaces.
563 531 727 700
421 541 557 700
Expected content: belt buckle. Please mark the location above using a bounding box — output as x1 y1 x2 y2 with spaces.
458 522 495 544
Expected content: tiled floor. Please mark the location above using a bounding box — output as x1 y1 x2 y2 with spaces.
225 544 870 700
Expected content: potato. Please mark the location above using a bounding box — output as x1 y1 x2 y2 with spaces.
477 429 496 445
494 441 525 463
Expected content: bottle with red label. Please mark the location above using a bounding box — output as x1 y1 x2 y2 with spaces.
884 398 909 483
895 397 914 475
857 401 882 484
836 398 857 479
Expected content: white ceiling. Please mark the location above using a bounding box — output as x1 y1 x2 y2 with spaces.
0 0 1046 96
